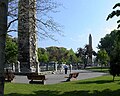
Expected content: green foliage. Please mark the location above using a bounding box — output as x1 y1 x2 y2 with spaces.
86 67 109 73
66 49 78 64
107 3 120 81
98 30 118 55
97 49 109 67
37 47 79 64
37 48 49 63
109 41 120 81
77 45 97 68
5 35 18 64
46 46 68 63
109 38 120 81
76 47 87 68
106 3 120 28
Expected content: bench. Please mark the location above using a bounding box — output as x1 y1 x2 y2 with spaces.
4 70 15 82
27 73 47 84
65 72 79 81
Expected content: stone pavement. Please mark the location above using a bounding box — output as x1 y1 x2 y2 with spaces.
12 70 107 85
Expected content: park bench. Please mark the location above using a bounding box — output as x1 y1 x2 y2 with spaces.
4 69 15 82
65 72 79 81
27 73 47 84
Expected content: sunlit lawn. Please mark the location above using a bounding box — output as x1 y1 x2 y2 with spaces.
4 75 120 96
86 67 109 73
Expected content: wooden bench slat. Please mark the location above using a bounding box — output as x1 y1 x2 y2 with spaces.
27 73 46 84
4 72 15 82
66 72 79 81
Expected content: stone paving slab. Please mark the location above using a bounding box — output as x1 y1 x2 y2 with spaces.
12 70 107 85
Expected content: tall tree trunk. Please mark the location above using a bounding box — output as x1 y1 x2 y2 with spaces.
0 0 8 95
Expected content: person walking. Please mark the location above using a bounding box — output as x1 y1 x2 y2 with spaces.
64 64 68 74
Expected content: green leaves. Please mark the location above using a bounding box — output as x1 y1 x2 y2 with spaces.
107 3 120 29
106 3 120 78
5 35 18 64
106 10 120 21
98 30 118 56
37 47 78 64
113 3 120 9
97 49 109 66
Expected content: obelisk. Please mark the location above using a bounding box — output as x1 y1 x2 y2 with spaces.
18 0 38 73
89 34 92 64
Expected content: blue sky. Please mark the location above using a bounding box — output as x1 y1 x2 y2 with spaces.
39 1 119 52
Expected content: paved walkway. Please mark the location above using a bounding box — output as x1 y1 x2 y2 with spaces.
12 70 107 85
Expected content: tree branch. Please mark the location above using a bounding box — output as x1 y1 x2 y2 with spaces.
7 18 18 29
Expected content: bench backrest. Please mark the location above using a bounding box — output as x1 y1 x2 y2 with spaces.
4 72 15 80
69 72 79 78
27 73 45 80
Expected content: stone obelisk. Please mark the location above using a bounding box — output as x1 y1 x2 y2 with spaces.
89 34 92 64
18 0 38 73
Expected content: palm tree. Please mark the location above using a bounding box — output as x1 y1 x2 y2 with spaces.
106 3 120 28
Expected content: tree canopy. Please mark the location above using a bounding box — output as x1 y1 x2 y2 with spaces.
98 30 118 56
5 35 18 64
38 47 79 65
97 49 109 67
106 2 120 81
106 3 120 29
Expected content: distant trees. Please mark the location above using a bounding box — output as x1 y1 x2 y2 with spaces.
37 47 79 65
66 48 79 64
5 40 82 66
5 35 18 64
46 46 67 62
77 45 97 69
77 47 87 68
97 49 109 69
37 48 49 63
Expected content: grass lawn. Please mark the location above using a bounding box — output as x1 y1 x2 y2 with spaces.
86 67 109 73
4 75 120 96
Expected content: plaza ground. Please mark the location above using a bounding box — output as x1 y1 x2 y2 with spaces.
12 70 107 84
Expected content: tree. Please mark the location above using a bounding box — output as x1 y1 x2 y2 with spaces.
8 0 62 40
37 48 49 63
5 35 18 64
97 49 109 69
106 3 120 29
46 46 68 63
109 41 120 81
77 47 87 69
98 30 118 56
107 3 120 81
0 0 8 95
38 47 79 65
66 49 78 64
